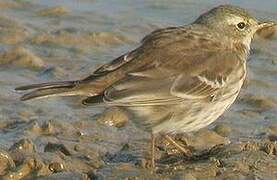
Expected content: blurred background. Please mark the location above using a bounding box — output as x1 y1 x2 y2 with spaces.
0 0 276 179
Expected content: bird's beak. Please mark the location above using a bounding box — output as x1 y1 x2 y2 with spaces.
257 22 276 30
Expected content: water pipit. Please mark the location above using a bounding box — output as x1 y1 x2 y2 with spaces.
16 5 275 168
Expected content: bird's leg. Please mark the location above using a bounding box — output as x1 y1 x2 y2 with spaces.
150 133 155 168
164 134 192 157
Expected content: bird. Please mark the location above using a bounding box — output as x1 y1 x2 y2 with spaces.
15 5 275 168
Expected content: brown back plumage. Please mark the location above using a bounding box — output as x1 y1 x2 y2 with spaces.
15 23 245 104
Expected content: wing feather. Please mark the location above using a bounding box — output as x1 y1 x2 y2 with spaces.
82 25 244 106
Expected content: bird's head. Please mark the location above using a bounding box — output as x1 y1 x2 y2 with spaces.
195 5 275 50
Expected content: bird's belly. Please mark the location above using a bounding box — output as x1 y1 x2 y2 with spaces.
180 97 237 133
154 76 245 134
152 91 240 134
125 79 244 135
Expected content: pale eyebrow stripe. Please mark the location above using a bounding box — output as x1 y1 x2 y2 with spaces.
226 16 245 25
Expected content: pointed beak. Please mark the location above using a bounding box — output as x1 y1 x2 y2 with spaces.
255 21 276 39
257 21 276 30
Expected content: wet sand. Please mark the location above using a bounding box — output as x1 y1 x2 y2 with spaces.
0 0 276 179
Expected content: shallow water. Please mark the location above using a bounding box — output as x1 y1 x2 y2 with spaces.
0 0 276 179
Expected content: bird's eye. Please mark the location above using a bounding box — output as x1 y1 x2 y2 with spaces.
237 22 246 30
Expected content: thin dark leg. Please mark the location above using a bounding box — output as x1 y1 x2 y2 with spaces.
164 135 192 157
151 133 155 168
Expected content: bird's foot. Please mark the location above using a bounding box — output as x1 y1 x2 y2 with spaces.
164 134 192 157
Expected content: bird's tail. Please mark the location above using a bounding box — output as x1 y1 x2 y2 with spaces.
15 81 82 101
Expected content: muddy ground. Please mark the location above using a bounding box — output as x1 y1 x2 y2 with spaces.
0 0 276 179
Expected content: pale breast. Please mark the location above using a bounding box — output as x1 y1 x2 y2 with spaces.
152 62 247 134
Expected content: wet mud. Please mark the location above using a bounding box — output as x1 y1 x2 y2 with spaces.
0 0 276 179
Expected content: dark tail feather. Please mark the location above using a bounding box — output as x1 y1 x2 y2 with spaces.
82 94 104 106
15 81 76 91
15 81 79 101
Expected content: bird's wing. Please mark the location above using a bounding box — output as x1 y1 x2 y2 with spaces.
100 53 241 106
81 49 141 82
82 26 244 106
82 25 214 82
